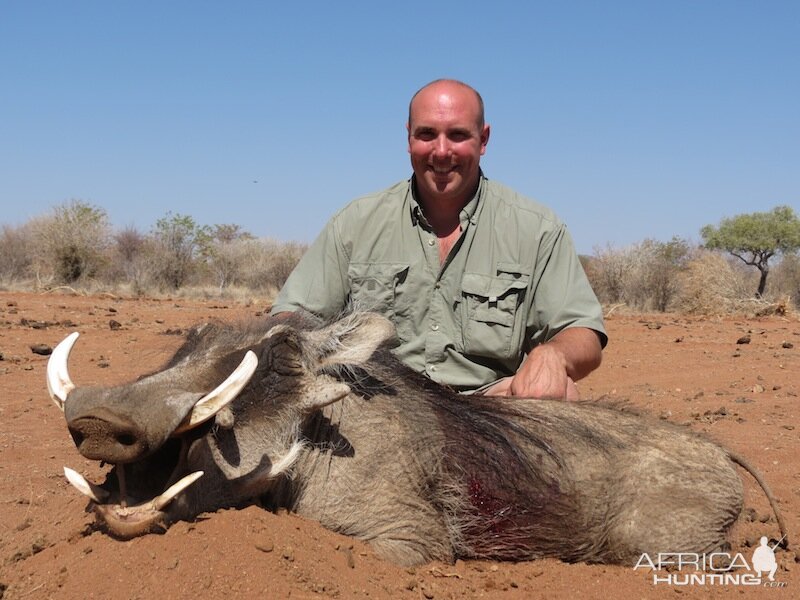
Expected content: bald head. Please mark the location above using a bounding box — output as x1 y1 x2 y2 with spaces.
408 79 485 130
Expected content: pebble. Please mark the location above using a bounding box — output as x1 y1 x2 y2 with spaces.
342 546 355 569
255 541 274 553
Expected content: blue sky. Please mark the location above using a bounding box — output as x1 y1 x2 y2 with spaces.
2 1 798 254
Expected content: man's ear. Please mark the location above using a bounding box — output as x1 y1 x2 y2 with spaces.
305 312 396 369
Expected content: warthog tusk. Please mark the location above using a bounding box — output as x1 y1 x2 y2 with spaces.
47 332 80 410
153 471 204 510
64 467 202 511
173 350 258 434
64 466 110 503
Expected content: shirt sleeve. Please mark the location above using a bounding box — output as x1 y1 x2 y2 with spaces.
269 215 350 319
526 224 608 349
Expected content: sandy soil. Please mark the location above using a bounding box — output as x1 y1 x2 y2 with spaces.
0 290 797 599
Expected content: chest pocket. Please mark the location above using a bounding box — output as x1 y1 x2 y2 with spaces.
460 264 530 359
348 262 409 324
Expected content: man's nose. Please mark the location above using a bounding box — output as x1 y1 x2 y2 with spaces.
433 135 450 157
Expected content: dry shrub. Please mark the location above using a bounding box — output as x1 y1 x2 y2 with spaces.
0 223 36 285
675 251 754 315
769 254 800 310
28 200 111 286
154 237 307 296
586 244 630 305
588 238 690 311
99 227 149 290
0 202 310 298
236 238 307 293
204 238 254 292
676 251 798 317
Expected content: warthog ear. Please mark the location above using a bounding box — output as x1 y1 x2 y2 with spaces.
307 312 396 368
262 324 305 376
263 321 353 412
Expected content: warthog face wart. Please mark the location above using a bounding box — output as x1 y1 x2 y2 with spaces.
48 312 787 566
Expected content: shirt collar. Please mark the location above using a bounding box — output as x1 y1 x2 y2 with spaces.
408 171 485 229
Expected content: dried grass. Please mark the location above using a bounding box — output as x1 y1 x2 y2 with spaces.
675 251 796 318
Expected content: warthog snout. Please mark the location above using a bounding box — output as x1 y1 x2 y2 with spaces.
68 407 148 463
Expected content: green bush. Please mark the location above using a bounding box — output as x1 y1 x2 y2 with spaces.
149 213 209 290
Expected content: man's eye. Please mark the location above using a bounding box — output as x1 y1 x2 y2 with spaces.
449 132 470 142
415 131 436 141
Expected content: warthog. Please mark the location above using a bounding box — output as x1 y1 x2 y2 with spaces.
48 312 787 566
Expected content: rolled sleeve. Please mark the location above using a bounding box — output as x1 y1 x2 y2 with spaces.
527 225 607 349
270 216 350 319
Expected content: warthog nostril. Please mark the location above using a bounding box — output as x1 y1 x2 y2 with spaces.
69 430 85 448
116 433 137 447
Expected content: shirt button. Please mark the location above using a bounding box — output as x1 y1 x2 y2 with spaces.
431 323 439 331
427 239 435 246
429 365 437 372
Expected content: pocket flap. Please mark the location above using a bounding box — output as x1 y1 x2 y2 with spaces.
348 263 409 286
473 304 515 326
461 272 528 301
497 262 532 277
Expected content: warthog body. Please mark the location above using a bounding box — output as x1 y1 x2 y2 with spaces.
50 312 786 566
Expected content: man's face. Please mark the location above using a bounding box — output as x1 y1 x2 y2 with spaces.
407 83 490 208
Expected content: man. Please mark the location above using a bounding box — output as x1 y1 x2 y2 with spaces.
271 79 607 399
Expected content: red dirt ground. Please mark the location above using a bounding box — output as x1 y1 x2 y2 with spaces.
1 291 797 599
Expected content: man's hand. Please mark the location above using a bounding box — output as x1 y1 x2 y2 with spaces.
483 327 602 399
484 375 580 399
484 356 579 399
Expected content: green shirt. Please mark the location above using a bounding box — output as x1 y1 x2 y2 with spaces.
272 175 607 391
